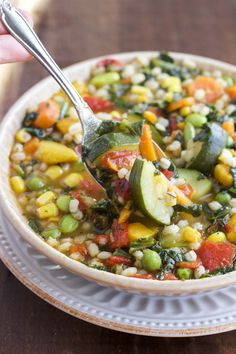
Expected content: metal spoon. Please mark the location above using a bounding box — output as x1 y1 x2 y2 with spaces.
0 1 106 194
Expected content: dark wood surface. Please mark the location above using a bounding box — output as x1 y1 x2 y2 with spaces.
1 0 236 352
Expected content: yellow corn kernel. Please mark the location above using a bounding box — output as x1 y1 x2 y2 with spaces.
177 122 185 130
57 118 78 134
143 110 158 124
165 91 174 103
35 141 78 164
63 173 83 188
131 85 151 95
207 231 226 243
10 176 26 194
111 111 121 118
15 129 30 143
73 81 88 95
45 166 63 180
161 77 182 93
180 106 191 117
214 164 233 187
137 94 148 103
36 191 56 207
181 226 201 243
118 208 132 224
128 223 157 242
226 214 236 243
36 203 58 219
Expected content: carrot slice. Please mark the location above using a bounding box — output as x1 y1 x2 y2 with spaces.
186 76 223 103
222 120 235 136
34 99 60 129
167 97 195 112
24 137 40 154
175 258 202 269
139 124 157 161
225 86 236 100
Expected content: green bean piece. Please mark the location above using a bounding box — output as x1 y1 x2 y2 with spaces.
176 268 193 280
185 113 207 128
42 228 61 239
184 122 195 147
59 215 79 234
26 177 45 191
59 101 69 119
90 72 120 88
56 195 71 212
142 249 162 272
215 191 231 205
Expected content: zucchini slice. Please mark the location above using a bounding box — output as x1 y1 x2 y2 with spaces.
186 123 227 174
129 159 173 225
177 168 212 201
85 132 140 163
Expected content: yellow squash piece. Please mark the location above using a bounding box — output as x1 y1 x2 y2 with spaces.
35 141 78 164
214 163 233 187
128 223 157 242
207 232 226 243
226 214 236 243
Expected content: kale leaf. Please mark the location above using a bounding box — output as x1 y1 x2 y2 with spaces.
174 204 202 217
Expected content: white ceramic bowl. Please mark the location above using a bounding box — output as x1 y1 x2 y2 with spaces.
1 51 236 296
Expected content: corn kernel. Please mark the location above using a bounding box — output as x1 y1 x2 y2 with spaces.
207 232 226 243
214 164 233 187
181 226 201 243
161 77 182 93
180 106 191 117
137 94 148 103
177 122 185 130
111 111 121 118
15 129 31 143
131 85 151 95
143 110 158 124
36 203 59 219
57 118 78 134
226 214 236 243
63 173 83 188
118 208 132 224
10 176 26 194
165 91 174 103
36 191 56 207
45 166 63 180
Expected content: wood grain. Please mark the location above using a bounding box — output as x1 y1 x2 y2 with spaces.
1 0 236 352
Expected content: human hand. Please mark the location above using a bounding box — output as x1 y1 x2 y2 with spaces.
0 10 33 64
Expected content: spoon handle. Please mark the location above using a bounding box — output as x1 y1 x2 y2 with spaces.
0 1 89 113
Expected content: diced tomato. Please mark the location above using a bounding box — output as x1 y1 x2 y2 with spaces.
71 244 88 258
109 219 129 250
79 179 103 200
175 259 202 269
196 241 235 272
178 183 193 197
102 150 138 172
95 234 110 246
169 115 178 132
114 179 131 201
130 274 155 280
75 144 82 156
106 256 132 267
84 96 113 113
162 169 174 180
163 273 178 280
96 58 122 68
186 76 223 103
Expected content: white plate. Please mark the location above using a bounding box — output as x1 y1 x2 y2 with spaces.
1 211 236 337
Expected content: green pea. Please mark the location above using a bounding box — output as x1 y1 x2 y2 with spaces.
215 191 231 205
176 268 193 280
185 113 207 128
227 136 234 148
184 122 195 147
222 75 234 87
56 195 71 212
142 249 162 272
42 228 61 239
59 215 79 234
90 72 120 88
26 177 45 191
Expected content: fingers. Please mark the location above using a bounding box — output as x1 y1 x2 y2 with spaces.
0 9 33 34
0 35 32 63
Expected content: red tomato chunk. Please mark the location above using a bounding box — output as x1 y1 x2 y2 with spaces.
83 96 113 112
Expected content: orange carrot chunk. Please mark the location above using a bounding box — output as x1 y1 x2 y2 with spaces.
140 124 157 161
167 97 195 112
186 76 223 103
24 137 40 155
222 120 235 137
34 99 60 129
225 86 236 100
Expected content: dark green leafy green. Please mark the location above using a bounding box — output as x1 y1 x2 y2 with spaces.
174 204 202 217
23 111 38 127
130 237 155 250
203 203 231 222
25 127 47 139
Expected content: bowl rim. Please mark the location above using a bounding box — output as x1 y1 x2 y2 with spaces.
1 51 236 295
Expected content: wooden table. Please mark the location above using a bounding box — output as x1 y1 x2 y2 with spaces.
1 0 236 352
